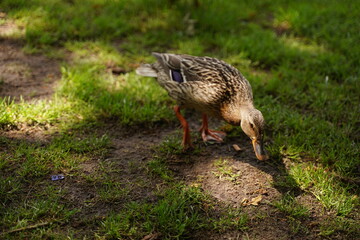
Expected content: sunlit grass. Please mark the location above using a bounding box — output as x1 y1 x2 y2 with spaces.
280 36 327 55
0 63 172 129
65 41 132 67
290 164 358 216
258 98 359 217
0 96 79 128
213 158 241 183
59 64 173 125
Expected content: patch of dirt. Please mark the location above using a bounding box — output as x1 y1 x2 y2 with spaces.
178 149 281 206
0 38 61 101
166 119 284 205
162 117 332 240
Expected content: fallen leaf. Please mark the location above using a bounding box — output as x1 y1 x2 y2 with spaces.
232 144 242 151
241 198 249 206
250 195 263 206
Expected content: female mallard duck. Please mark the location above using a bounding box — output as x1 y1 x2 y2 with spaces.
136 53 268 161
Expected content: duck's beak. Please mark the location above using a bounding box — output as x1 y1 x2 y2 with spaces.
252 138 269 161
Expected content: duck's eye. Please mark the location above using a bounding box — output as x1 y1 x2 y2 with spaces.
250 123 254 129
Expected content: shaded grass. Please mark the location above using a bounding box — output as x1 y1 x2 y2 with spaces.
0 133 108 238
99 185 205 239
1 192 76 239
273 195 310 219
211 207 249 232
0 133 109 202
319 216 359 238
147 158 174 182
98 177 249 239
272 195 310 235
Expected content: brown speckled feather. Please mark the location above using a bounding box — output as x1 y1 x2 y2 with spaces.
139 52 255 122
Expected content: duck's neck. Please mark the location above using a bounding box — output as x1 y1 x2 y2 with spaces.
239 104 255 122
221 102 254 126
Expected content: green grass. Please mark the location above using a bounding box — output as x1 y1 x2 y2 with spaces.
0 60 172 129
213 158 241 183
99 183 250 239
1 184 77 239
290 164 358 216
147 157 174 181
59 63 172 125
99 185 205 239
319 216 359 237
272 195 311 235
1 0 359 238
0 133 109 238
211 207 249 232
0 96 75 128
273 195 310 219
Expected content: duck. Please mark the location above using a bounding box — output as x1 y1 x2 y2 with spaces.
136 52 268 161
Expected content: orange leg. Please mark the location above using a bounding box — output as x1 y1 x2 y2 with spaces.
174 106 193 150
199 114 226 142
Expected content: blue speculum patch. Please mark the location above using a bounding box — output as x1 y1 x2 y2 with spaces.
171 69 183 83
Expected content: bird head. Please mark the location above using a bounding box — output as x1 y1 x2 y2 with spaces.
240 108 269 161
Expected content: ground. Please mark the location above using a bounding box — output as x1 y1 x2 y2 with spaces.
0 1 359 239
0 39 351 240
0 39 60 101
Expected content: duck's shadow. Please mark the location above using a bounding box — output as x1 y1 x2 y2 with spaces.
236 153 303 196
212 132 303 197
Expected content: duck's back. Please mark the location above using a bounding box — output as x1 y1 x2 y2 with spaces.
136 53 253 117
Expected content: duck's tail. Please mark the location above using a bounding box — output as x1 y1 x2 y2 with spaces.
136 64 158 77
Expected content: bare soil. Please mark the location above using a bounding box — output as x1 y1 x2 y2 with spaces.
0 38 60 101
0 38 346 240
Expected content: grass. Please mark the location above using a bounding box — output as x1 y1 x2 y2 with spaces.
99 185 205 239
213 158 241 183
59 63 172 125
273 195 310 219
99 183 250 239
0 0 359 238
211 208 249 232
0 60 172 129
0 132 109 238
272 195 310 234
290 163 357 216
319 216 359 237
1 183 76 238
147 157 174 182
